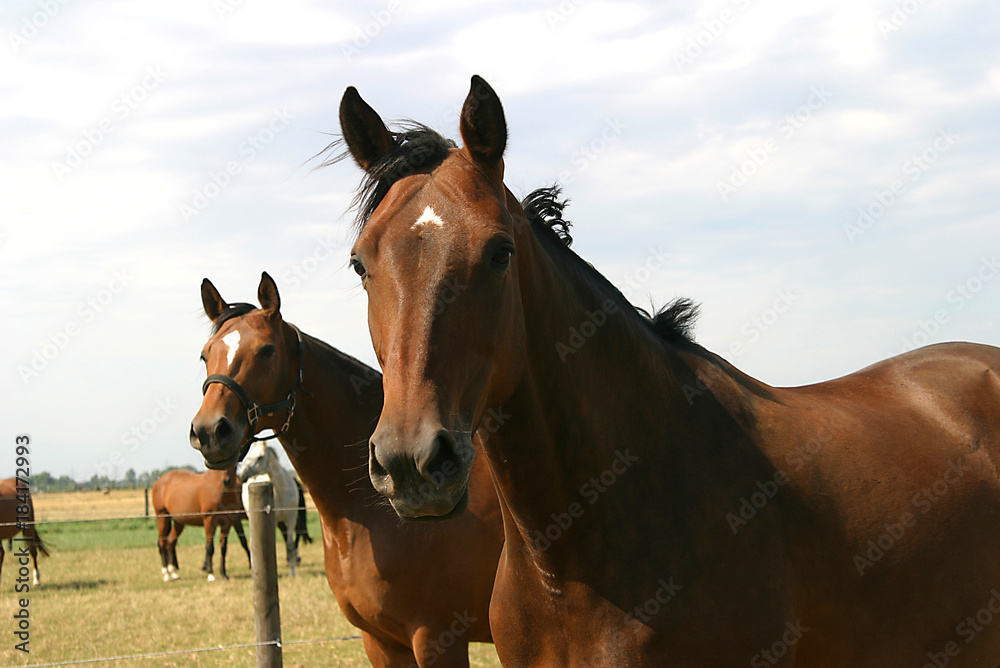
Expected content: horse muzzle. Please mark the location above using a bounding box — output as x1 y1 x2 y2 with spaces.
190 414 250 470
368 422 475 521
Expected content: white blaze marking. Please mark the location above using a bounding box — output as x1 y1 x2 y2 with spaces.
412 206 444 230
223 330 241 368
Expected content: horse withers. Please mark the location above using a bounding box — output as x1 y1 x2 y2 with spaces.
151 467 250 582
339 76 1000 666
0 477 48 589
189 273 502 668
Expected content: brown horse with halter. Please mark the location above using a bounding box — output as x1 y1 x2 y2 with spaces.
338 75 1000 666
151 467 250 582
0 477 49 589
189 273 503 667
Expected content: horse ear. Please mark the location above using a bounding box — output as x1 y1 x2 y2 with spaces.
460 75 507 168
201 279 226 322
258 271 281 313
340 86 394 173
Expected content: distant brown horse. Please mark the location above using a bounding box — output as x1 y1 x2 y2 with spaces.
0 478 48 589
151 467 250 582
189 273 503 667
338 75 1000 666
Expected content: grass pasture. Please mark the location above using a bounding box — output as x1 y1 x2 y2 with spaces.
0 490 501 667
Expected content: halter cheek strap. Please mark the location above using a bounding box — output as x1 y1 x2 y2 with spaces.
201 324 309 444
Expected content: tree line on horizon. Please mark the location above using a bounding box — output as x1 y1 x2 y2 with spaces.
25 466 199 493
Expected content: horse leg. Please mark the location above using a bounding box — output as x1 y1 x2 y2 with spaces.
167 522 182 580
284 519 298 577
276 521 296 576
0 540 5 589
233 518 251 567
203 518 216 582
361 631 419 668
24 525 47 586
218 523 229 580
157 515 171 581
28 543 39 587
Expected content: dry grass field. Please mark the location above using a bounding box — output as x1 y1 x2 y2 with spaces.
0 490 501 667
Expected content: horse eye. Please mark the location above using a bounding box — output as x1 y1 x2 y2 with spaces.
350 257 366 278
257 345 276 359
491 248 513 269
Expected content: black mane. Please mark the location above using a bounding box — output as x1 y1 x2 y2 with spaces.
320 122 699 347
315 122 456 236
211 302 255 334
520 186 699 347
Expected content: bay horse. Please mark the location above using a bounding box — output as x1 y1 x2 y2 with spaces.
0 477 48 588
338 75 1000 666
237 442 300 576
151 467 250 582
189 273 503 667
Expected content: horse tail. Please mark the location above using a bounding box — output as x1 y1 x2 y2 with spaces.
295 480 313 545
24 524 50 558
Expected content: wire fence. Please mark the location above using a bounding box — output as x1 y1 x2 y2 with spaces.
0 505 312 529
0 501 357 668
1 635 363 668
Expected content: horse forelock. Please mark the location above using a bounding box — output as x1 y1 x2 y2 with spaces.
315 122 456 239
210 302 256 335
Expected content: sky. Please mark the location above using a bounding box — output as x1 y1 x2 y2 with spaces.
1 0 998 481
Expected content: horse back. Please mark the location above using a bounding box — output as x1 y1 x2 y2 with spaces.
758 342 1000 664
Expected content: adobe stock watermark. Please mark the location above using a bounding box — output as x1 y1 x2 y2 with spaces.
716 86 833 201
899 255 999 353
407 610 477 667
673 0 752 73
843 127 958 244
725 417 842 535
923 588 1000 668
750 620 809 667
853 458 971 576
726 287 800 359
619 246 671 302
530 449 639 551
17 268 134 385
340 0 403 62
555 117 628 186
8 0 71 52
179 107 294 222
212 0 247 21
51 65 169 182
94 397 178 478
555 299 620 362
877 0 928 39
544 0 583 30
624 577 683 627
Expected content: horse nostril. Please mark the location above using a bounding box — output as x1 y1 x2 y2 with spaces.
422 431 462 489
368 439 397 497
215 418 233 443
369 440 388 478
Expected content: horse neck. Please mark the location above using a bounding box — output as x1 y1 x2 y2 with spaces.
275 327 383 514
495 201 774 554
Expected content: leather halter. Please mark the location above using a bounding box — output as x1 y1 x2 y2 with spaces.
201 324 308 445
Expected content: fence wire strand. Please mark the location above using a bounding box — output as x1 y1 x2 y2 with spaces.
0 635 362 668
0 493 353 667
0 505 313 529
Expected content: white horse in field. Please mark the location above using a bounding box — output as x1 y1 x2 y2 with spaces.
237 443 301 576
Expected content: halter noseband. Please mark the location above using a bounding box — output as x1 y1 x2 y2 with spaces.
201 324 309 445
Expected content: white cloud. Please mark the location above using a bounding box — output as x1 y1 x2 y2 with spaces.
1 0 997 477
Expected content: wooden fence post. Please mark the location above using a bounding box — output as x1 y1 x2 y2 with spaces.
249 481 283 668
144 488 149 517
